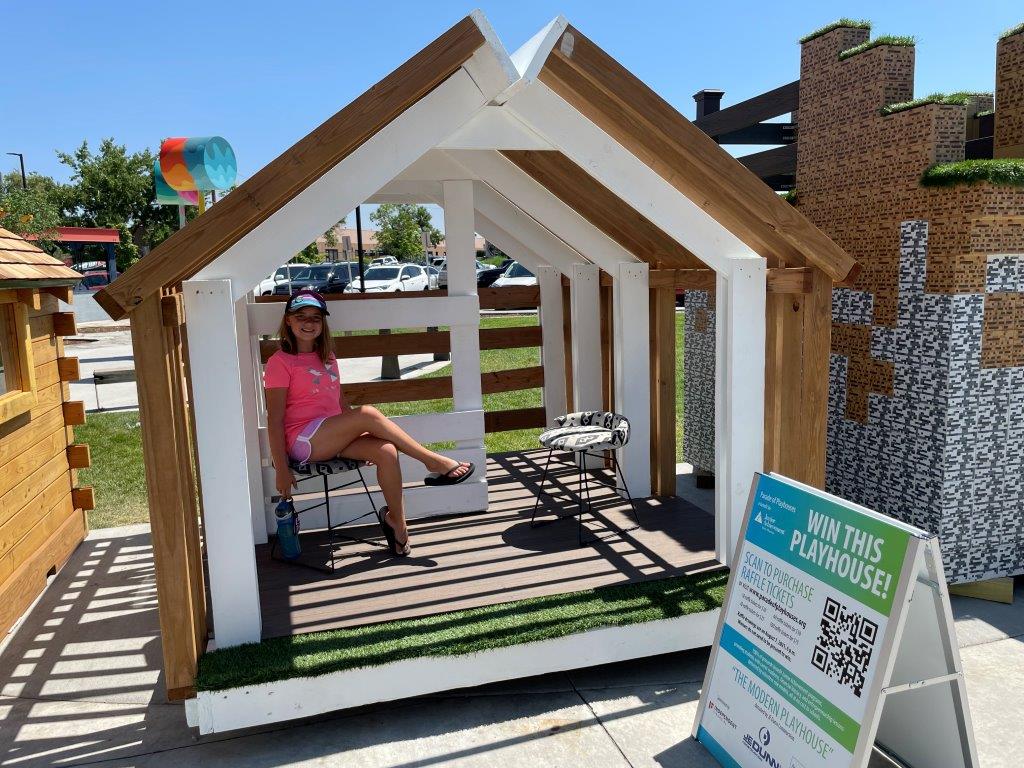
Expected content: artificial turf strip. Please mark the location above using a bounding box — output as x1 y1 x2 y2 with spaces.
881 92 992 117
799 18 870 44
838 35 915 61
196 570 729 692
920 159 1024 189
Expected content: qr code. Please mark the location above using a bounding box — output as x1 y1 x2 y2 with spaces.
810 597 878 697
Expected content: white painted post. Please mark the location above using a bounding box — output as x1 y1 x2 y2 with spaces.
442 180 485 454
613 262 652 498
239 291 269 544
570 263 602 468
182 278 262 647
537 265 567 426
715 257 766 564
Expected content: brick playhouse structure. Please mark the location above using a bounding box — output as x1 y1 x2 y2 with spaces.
685 23 1024 583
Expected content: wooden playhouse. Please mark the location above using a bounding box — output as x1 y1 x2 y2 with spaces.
0 228 90 637
94 13 857 730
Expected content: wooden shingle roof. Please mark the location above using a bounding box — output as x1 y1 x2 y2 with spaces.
0 228 81 284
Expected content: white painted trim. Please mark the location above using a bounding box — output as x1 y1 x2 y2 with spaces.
570 264 603 469
194 68 501 299
235 292 269 545
444 149 638 274
508 16 568 86
182 279 262 647
247 294 479 335
507 83 753 274
613 262 652 498
714 269 729 564
189 608 720 734
537 266 567 427
439 107 552 150
366 180 443 204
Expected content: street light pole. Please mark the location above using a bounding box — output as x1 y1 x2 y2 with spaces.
6 153 26 190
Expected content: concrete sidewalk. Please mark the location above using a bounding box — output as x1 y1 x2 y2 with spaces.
1 525 1021 767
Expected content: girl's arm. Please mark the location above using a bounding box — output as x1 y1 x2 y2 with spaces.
265 387 295 498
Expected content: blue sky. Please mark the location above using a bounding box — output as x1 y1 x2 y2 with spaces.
4 1 1021 230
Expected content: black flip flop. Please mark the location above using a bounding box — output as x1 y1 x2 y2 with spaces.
424 461 476 487
376 506 410 557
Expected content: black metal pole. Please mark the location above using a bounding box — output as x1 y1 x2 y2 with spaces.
6 153 26 190
355 205 366 293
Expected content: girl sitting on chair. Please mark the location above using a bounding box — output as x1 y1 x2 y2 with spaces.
264 290 474 556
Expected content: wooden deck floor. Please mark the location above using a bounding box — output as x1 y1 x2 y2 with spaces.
256 450 719 639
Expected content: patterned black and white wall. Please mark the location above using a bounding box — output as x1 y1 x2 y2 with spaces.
828 220 1024 583
683 289 715 474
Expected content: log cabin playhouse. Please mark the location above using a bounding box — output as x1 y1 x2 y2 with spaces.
94 13 858 732
0 229 89 638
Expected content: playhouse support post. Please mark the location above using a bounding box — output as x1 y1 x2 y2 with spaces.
237 292 269 545
442 180 485 454
714 256 766 565
613 262 652 498
649 280 677 496
130 292 203 698
570 263 602 468
537 265 567 427
182 278 262 647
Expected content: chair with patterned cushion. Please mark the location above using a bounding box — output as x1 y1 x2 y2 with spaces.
531 411 640 545
271 456 386 571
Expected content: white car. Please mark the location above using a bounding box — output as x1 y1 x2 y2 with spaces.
369 255 399 266
256 263 305 296
491 261 536 288
343 264 430 293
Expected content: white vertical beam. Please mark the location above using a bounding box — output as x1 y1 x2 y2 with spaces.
613 262 652 498
715 256 766 565
182 278 261 647
443 180 484 451
537 266 567 427
570 263 602 468
236 292 269 544
714 271 730 564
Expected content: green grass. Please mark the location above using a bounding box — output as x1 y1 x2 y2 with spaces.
920 159 1024 188
838 35 915 61
799 18 870 44
75 412 149 529
880 92 992 117
196 569 727 691
1002 22 1024 39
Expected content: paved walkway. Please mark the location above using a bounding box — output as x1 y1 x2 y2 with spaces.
1 525 1021 767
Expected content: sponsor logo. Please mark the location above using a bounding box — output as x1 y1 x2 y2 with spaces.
708 699 738 730
743 728 782 768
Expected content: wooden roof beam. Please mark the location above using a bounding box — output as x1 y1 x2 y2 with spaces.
693 81 800 138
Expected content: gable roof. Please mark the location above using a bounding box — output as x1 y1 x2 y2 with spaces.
97 13 857 320
0 228 81 284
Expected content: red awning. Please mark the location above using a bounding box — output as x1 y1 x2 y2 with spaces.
26 226 121 244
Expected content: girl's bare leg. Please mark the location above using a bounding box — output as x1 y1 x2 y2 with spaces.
309 406 470 478
335 436 408 551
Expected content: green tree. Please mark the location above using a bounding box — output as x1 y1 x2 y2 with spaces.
0 171 64 247
57 139 191 271
371 204 442 259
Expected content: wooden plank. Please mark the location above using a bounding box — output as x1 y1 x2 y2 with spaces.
483 366 544 394
343 366 543 406
693 80 800 137
94 16 487 320
478 285 539 309
480 326 542 351
0 392 34 425
0 425 67 500
600 283 614 415
31 334 58 366
562 281 573 412
0 471 72 562
484 407 547 432
502 150 702 269
537 27 859 282
0 490 77 586
28 293 58 317
161 293 184 328
14 302 35 393
34 359 60 390
43 286 74 304
738 143 798 179
948 577 1014 604
72 486 95 511
767 267 813 294
0 405 64 466
62 401 86 426
794 271 831 486
57 356 80 381
0 496 83 638
51 311 77 337
17 289 41 311
28 312 54 341
645 268 811 293
130 292 202 696
67 443 91 469
0 449 70 530
649 286 676 496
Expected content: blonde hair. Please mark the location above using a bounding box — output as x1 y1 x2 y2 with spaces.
278 309 332 365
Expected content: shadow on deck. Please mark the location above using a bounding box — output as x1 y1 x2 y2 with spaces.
256 449 720 639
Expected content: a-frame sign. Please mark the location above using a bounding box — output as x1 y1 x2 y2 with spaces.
693 473 978 768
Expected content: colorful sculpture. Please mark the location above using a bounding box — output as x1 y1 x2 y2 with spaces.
159 136 237 193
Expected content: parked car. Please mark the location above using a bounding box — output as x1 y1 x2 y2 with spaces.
425 265 440 290
257 263 305 296
343 263 429 293
77 270 110 292
436 259 490 289
277 263 359 296
369 255 399 266
491 261 536 288
476 258 513 288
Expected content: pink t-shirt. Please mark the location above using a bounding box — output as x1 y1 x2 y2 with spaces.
263 350 344 449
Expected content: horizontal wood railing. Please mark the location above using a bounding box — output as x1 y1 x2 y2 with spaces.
344 366 545 405
560 267 813 293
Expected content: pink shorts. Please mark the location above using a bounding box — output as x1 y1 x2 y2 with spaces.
288 417 329 464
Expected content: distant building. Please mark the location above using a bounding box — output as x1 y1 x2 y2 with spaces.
315 224 488 261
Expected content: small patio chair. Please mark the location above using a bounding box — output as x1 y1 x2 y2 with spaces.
531 411 641 545
271 456 387 572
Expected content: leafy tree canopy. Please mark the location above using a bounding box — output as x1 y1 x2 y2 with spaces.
370 204 443 260
0 170 63 247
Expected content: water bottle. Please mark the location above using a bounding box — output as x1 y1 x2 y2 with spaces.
275 499 301 560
